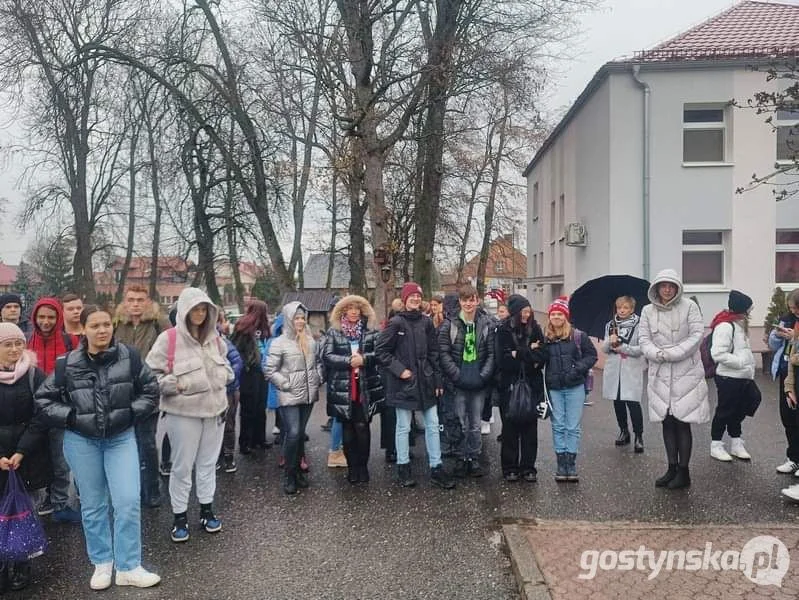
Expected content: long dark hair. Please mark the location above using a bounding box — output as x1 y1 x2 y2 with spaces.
234 300 271 339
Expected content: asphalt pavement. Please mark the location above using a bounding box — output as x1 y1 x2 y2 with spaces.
8 370 799 599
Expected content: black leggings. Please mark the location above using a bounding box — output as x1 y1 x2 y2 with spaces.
614 401 643 434
662 415 692 468
342 403 371 468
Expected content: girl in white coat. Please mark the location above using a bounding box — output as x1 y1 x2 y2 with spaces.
638 269 709 490
602 296 645 452
709 290 758 462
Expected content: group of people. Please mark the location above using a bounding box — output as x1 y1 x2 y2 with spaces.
0 265 791 592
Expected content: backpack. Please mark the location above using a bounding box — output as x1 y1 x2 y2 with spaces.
573 329 594 394
700 322 735 379
164 327 227 374
54 346 143 393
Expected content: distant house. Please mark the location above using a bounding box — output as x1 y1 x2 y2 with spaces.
202 260 263 307
440 234 527 297
0 263 17 293
302 253 376 294
279 290 339 335
94 256 191 306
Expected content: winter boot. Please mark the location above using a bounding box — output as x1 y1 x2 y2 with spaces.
397 463 416 488
566 453 579 482
634 433 644 453
430 465 456 489
358 465 370 483
347 468 359 485
666 466 691 490
729 438 752 460
615 428 631 446
655 464 678 488
554 453 568 482
453 459 468 478
283 473 298 495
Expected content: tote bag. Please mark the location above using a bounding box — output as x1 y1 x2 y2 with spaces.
0 469 48 561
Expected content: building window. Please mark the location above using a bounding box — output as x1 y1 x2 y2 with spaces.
776 230 799 284
549 198 556 241
532 182 539 222
495 260 505 273
776 107 799 162
682 230 725 285
114 270 122 283
683 106 726 163
558 194 565 239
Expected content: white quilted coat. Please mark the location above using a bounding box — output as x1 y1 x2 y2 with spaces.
638 269 709 424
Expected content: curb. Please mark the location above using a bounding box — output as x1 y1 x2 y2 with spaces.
501 524 551 600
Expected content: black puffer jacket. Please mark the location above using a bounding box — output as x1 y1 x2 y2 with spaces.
35 340 159 439
376 311 441 411
323 327 384 421
545 329 598 391
0 366 52 490
438 310 496 390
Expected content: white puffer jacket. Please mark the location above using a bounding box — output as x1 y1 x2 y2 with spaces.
146 287 233 418
638 269 709 424
710 321 755 380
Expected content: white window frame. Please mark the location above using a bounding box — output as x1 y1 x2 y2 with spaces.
495 259 505 273
532 182 539 222
681 230 728 289
682 105 728 165
776 229 799 287
776 109 799 164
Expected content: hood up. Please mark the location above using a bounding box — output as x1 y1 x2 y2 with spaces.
647 268 684 309
176 287 219 343
31 297 65 336
280 301 308 340
329 295 377 330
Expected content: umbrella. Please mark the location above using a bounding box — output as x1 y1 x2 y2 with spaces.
568 275 651 339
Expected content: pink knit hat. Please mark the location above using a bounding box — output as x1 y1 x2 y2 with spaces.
0 322 25 345
547 296 570 319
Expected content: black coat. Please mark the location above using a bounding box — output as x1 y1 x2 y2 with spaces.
35 341 159 439
544 330 598 391
323 326 384 421
0 368 52 490
496 319 547 413
375 311 441 411
438 311 496 390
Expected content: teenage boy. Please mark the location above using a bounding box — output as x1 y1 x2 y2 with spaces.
0 293 31 336
376 282 455 489
28 297 81 523
438 285 495 477
115 285 169 508
61 293 83 346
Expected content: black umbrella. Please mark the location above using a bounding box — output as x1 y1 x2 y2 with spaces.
568 275 651 339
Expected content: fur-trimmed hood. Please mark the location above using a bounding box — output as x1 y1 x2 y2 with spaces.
329 295 377 330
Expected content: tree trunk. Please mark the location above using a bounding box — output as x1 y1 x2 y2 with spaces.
115 126 139 305
146 111 163 301
226 119 245 312
325 170 339 291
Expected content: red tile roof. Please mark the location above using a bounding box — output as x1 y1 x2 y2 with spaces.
639 1 799 61
0 263 16 286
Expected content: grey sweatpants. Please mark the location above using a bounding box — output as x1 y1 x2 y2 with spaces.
163 413 224 514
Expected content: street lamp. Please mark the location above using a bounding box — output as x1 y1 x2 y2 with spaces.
374 245 392 318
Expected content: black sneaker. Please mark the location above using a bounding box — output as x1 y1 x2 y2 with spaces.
453 459 468 479
159 462 172 477
8 561 30 591
504 472 520 482
37 500 54 516
430 465 456 489
296 472 309 489
223 457 237 473
468 460 483 478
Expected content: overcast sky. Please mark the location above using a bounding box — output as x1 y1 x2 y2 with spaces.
0 0 769 265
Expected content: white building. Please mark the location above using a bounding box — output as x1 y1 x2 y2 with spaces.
524 0 799 327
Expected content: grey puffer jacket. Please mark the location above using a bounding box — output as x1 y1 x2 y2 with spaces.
265 302 322 406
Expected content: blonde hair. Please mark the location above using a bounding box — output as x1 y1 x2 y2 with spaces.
545 319 572 341
615 296 636 310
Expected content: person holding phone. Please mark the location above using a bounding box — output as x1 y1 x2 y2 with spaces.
768 289 799 475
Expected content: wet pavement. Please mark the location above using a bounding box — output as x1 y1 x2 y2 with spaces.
9 371 799 599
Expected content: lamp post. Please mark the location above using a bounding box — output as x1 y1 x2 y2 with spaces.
374 245 392 320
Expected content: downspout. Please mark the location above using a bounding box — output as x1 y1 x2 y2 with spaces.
631 64 651 280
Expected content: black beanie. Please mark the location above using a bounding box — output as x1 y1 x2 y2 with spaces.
0 293 22 312
728 290 753 315
507 294 531 317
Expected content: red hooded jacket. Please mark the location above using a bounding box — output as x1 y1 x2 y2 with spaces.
27 297 71 375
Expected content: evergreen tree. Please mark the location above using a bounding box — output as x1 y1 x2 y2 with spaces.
11 260 39 309
764 287 788 336
37 235 75 298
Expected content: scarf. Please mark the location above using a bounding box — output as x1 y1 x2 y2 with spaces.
341 317 363 342
613 314 640 344
0 351 32 385
710 310 741 330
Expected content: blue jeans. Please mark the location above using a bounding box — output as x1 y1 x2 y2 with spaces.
279 404 313 475
63 429 142 571
396 406 441 468
454 389 485 460
330 418 343 452
549 385 585 454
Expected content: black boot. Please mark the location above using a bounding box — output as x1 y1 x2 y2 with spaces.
347 467 359 484
8 561 30 592
554 453 568 482
453 459 468 478
359 465 370 483
296 471 309 489
397 463 416 488
283 473 298 495
634 433 644 453
566 453 579 482
655 464 678 487
667 466 691 489
430 465 456 489
615 428 631 446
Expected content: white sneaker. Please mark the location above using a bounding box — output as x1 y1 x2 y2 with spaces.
777 460 799 474
90 562 113 590
272 426 280 435
710 441 733 462
480 421 491 435
729 438 751 461
115 566 161 588
782 484 799 501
